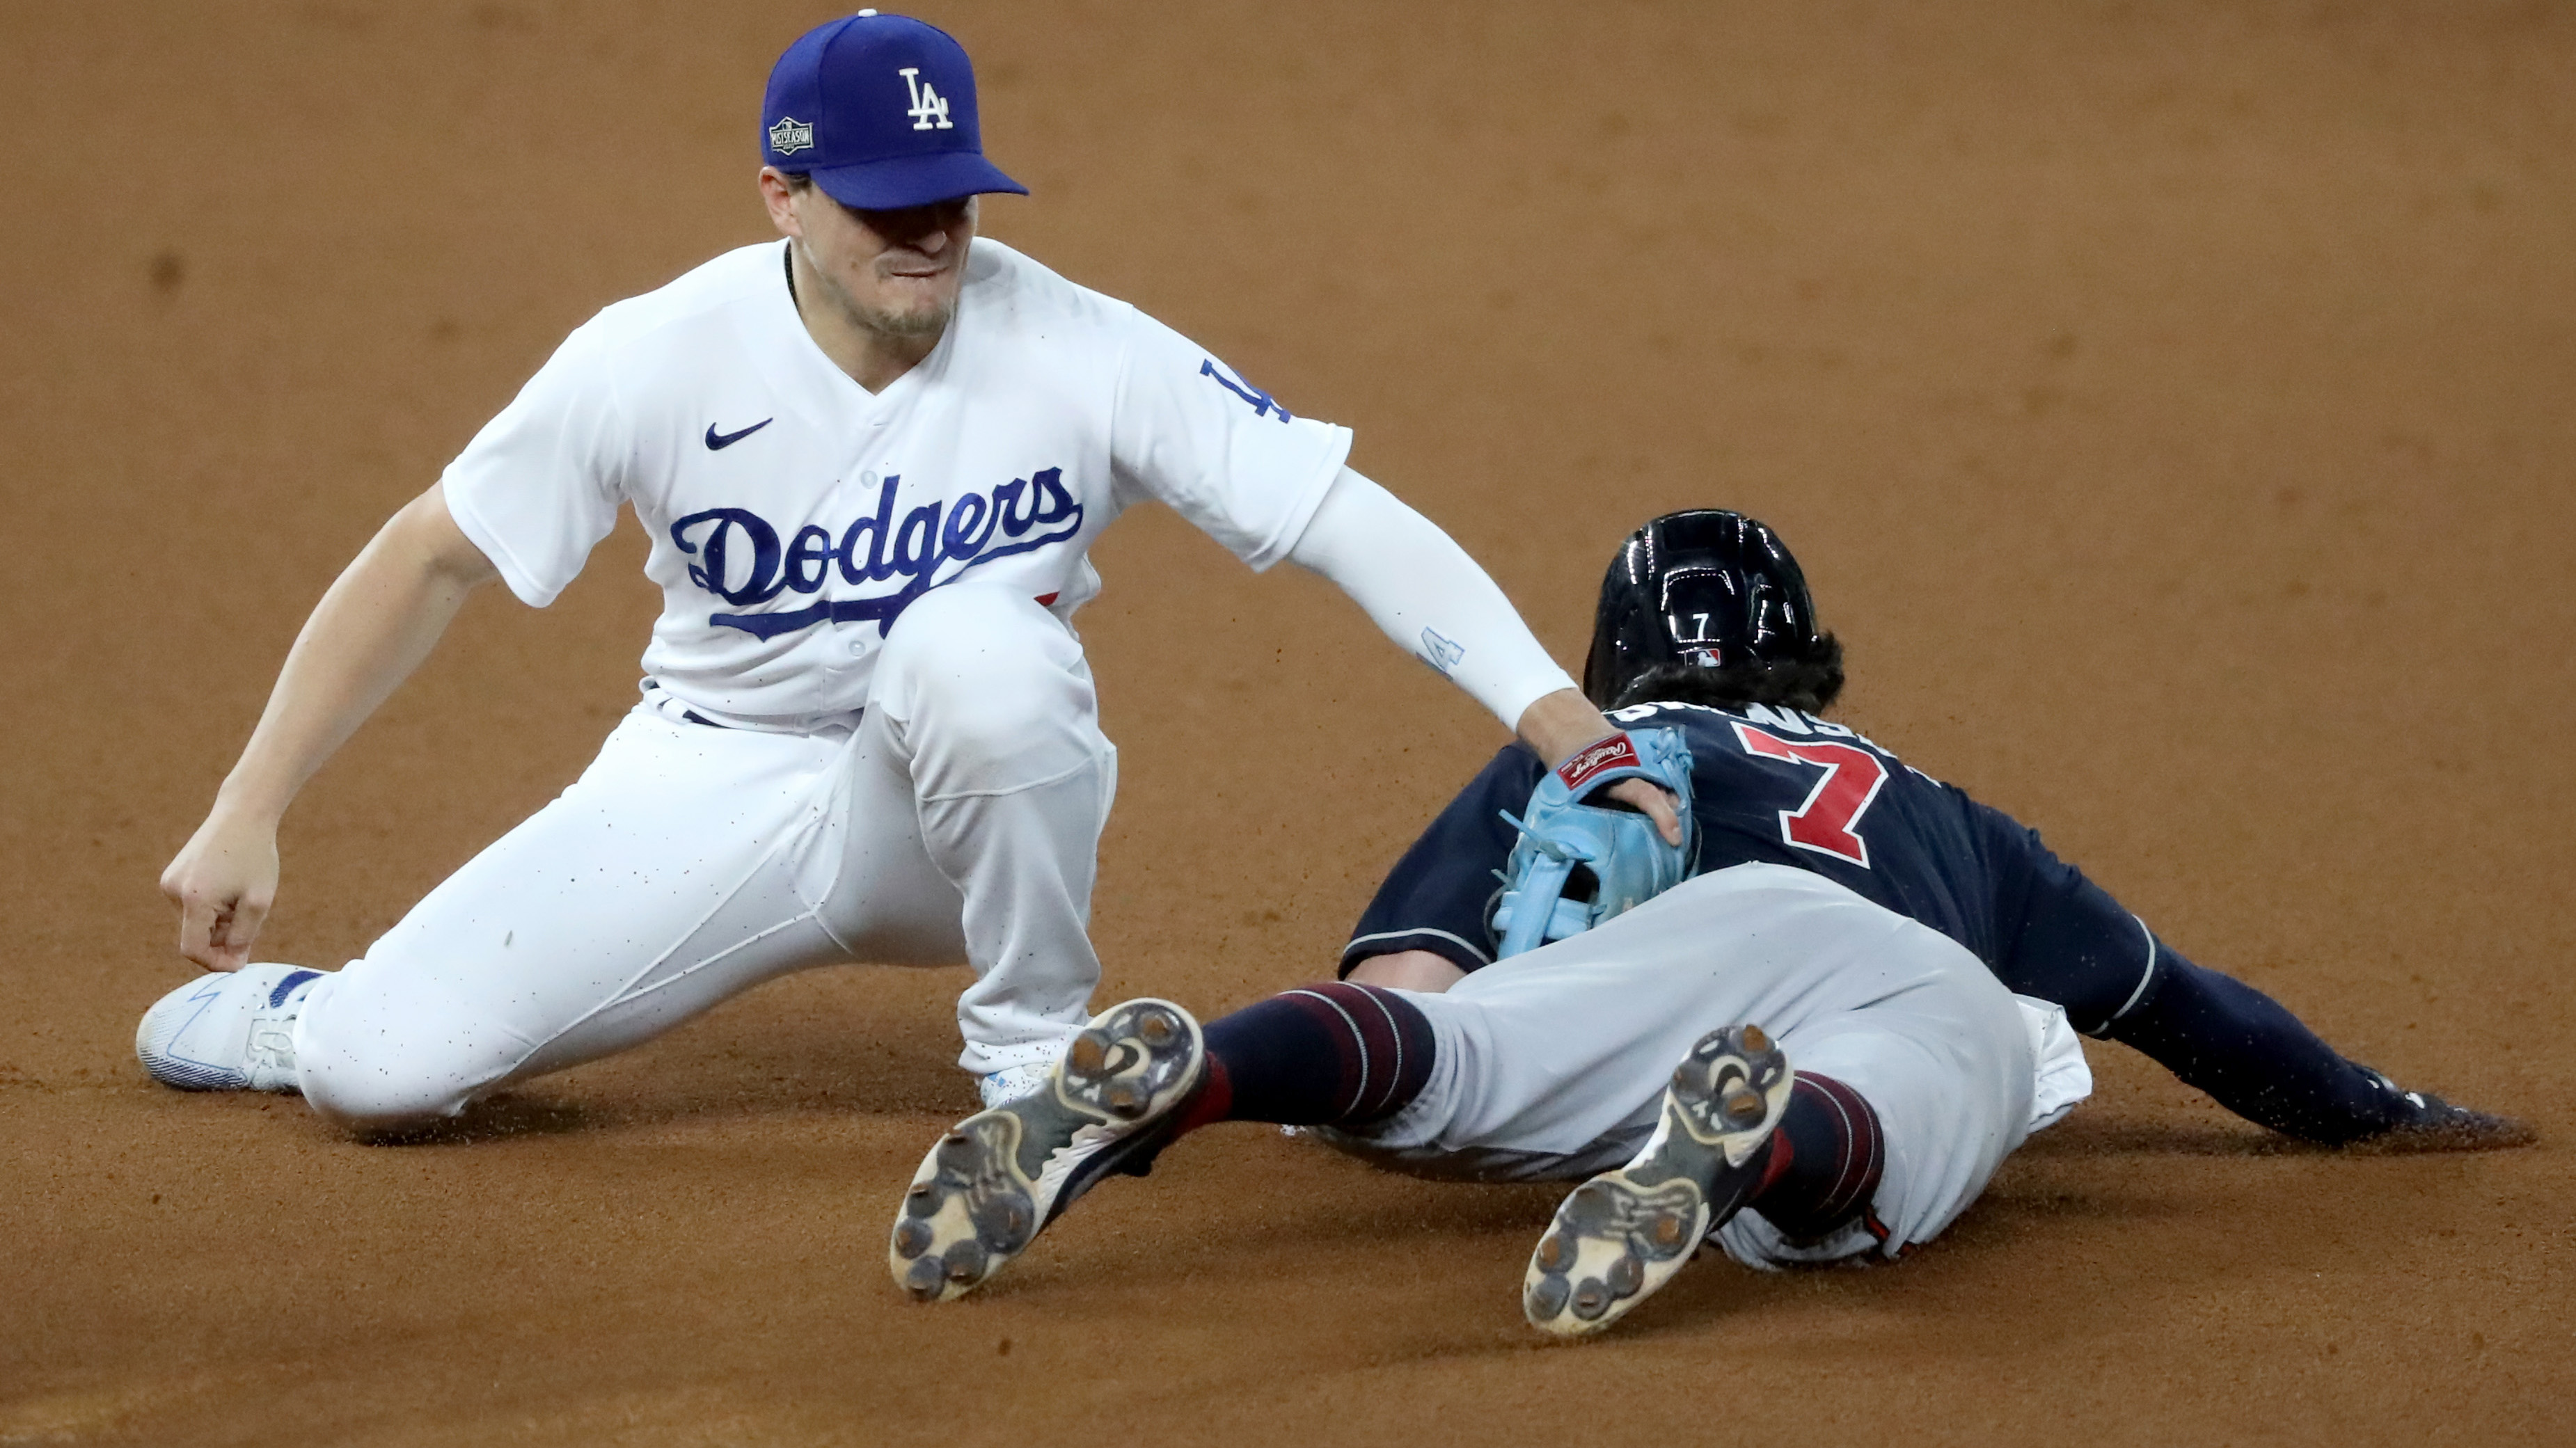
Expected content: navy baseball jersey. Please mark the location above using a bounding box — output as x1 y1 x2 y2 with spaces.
1345 699 2160 1032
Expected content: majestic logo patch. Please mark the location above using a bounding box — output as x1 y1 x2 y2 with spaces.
704 418 773 451
899 67 954 131
672 467 1084 639
768 117 816 155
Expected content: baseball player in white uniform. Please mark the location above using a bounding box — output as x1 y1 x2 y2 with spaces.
135 12 1677 1130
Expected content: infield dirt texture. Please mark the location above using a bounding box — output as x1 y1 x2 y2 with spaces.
4 3 2570 1443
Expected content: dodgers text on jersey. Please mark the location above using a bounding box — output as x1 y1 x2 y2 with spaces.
672 467 1084 638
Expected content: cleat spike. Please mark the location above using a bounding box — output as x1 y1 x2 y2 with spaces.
942 1237 988 1285
903 1257 946 1300
1526 1274 1570 1320
1720 1083 1765 1128
1066 1032 1109 1076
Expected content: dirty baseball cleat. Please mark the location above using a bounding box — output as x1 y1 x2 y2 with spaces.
977 1060 1056 1111
134 965 325 1093
1524 1022 1793 1337
2350 1074 2536 1154
890 997 1204 1304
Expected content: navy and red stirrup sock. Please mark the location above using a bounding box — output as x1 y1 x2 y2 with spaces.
1185 982 1438 1130
1744 1073 1886 1241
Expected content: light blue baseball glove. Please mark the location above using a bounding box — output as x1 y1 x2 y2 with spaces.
1491 727 1696 959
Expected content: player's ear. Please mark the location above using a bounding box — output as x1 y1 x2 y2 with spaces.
758 167 808 238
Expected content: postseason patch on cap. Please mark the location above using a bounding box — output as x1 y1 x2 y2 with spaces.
768 117 815 155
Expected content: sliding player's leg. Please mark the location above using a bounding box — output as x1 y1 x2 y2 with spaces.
887 864 2034 1326
1978 805 2525 1147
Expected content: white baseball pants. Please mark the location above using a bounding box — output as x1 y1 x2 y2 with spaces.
1326 864 2041 1264
287 583 1114 1131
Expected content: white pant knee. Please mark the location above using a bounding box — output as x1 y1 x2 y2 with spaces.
871 584 1106 794
292 971 516 1133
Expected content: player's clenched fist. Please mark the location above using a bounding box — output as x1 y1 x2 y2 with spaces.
159 809 279 973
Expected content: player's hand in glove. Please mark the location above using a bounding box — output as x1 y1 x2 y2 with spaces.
1492 727 1696 958
160 806 281 973
1514 689 1685 846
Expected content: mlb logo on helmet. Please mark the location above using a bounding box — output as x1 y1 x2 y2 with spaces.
762 10 1027 211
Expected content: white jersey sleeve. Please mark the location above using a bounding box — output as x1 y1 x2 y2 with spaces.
438 321 632 608
1107 312 1352 571
1287 468 1579 728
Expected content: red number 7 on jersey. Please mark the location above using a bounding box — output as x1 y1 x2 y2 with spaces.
1731 723 1891 867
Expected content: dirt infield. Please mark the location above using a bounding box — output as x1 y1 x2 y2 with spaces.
4 1 2570 1442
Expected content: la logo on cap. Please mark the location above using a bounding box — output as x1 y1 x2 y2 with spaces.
761 9 1027 210
899 67 952 131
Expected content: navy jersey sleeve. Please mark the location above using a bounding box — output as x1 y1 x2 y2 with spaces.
1340 744 1546 977
1963 799 2160 1033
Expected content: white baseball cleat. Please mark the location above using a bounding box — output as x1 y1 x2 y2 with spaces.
134 965 326 1093
890 997 1204 1303
1523 1022 1794 1337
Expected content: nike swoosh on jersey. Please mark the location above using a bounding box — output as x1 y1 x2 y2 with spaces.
704 418 774 450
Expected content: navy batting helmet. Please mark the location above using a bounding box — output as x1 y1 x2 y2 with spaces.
1581 510 1841 712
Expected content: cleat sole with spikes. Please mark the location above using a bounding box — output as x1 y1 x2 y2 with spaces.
1523 1023 1793 1338
889 998 1204 1303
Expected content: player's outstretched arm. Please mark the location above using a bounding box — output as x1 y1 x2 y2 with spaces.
159 484 500 972
1285 468 1682 843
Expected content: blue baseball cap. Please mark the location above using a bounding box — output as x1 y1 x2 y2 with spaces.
761 10 1026 210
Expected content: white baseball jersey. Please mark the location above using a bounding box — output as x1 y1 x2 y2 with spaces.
443 238 1352 722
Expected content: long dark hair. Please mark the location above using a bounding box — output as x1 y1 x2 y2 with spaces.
1609 634 1845 715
